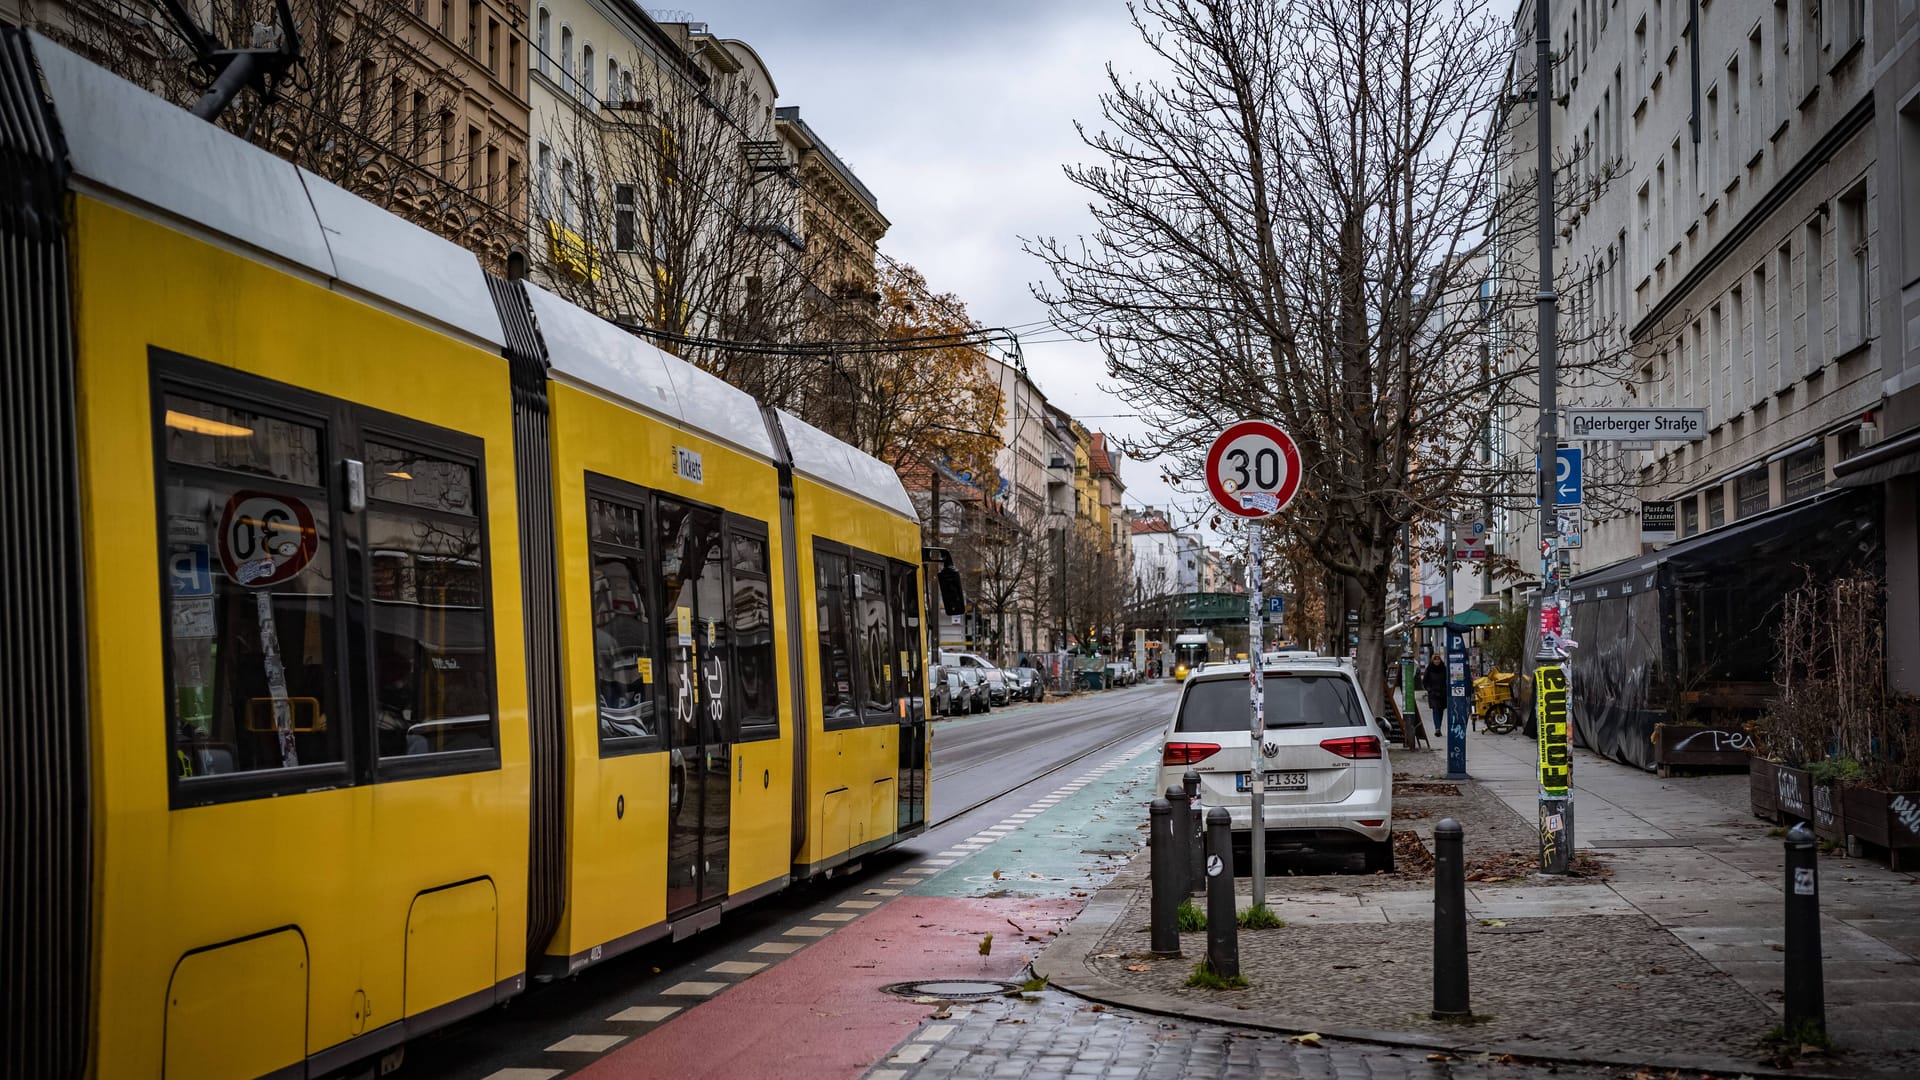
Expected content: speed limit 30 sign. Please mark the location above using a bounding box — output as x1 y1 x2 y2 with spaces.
1205 420 1302 519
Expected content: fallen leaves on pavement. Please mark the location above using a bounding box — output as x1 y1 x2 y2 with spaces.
1288 1033 1322 1045
1124 964 1152 972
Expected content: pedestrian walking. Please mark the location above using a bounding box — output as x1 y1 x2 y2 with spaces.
1419 655 1448 750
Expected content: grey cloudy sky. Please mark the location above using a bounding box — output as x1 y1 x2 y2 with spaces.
677 0 1207 528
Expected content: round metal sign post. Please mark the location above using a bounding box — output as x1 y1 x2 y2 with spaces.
1205 420 1301 911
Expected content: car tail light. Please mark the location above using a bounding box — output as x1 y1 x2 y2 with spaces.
1162 742 1221 766
1355 819 1385 827
1320 735 1381 759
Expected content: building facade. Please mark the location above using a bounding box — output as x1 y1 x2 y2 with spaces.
1490 0 1920 698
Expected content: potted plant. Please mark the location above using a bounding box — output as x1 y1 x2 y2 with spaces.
1838 693 1920 869
1750 575 1845 826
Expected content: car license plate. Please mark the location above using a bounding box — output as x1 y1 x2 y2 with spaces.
1236 771 1308 792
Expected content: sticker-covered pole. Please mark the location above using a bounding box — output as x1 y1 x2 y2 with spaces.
1248 523 1266 909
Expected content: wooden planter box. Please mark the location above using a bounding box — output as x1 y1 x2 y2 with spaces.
1841 787 1920 870
1775 765 1813 823
1811 781 1847 842
1653 723 1757 776
1749 758 1780 822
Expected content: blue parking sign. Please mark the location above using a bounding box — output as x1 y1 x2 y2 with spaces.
1266 595 1284 616
170 543 213 597
1533 448 1584 506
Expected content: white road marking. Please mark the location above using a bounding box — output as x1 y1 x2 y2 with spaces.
813 912 858 922
608 1005 680 1022
751 941 804 954
482 1070 562 1080
661 980 728 996
546 1034 626 1052
784 926 832 937
922 859 955 866
865 888 902 896
839 899 881 909
884 878 919 885
708 960 767 975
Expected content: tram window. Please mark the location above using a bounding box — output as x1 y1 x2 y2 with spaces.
658 499 729 746
732 532 778 742
589 494 658 748
160 394 344 784
814 546 859 729
890 562 922 711
367 442 496 759
854 563 891 720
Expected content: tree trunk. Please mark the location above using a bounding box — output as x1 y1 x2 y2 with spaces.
1353 565 1389 717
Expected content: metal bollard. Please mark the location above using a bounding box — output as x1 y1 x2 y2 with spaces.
1149 797 1181 958
1784 823 1826 1038
1166 784 1193 897
1205 806 1239 978
1432 818 1470 1019
1184 769 1206 897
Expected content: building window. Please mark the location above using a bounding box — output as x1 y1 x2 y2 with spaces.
487 17 498 73
1799 0 1820 106
614 183 636 251
509 38 519 91
1735 468 1770 517
560 26 573 87
608 58 620 105
1706 487 1726 528
1681 496 1700 537
1837 183 1869 350
1774 1 1791 126
486 145 499 205
582 44 594 101
505 156 520 212
559 158 574 228
1804 216 1825 373
536 8 549 76
1774 240 1793 384
536 143 551 215
1782 444 1825 501
467 0 479 55
1904 99 1920 288
466 125 481 193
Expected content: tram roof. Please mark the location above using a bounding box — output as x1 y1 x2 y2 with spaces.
773 409 918 521
526 282 778 463
27 32 506 351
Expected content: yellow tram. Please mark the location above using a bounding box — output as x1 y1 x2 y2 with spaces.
2 32 941 1079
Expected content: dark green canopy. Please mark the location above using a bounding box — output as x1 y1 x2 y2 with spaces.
1414 609 1497 628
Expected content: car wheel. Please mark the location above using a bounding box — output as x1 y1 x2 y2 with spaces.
1364 839 1396 874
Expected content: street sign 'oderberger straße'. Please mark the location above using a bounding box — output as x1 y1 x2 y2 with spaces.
1567 408 1707 440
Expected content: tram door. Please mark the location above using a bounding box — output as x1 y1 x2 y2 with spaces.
661 500 730 914
891 562 927 830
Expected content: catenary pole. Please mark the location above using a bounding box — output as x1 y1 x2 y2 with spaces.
1533 0 1573 874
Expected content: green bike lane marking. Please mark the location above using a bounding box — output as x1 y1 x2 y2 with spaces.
911 739 1160 900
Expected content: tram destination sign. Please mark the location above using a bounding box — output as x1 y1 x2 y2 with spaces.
1567 408 1707 441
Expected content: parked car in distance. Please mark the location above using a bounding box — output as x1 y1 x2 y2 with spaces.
1106 659 1139 686
1155 658 1394 873
929 660 958 716
940 650 1011 706
951 664 987 713
1010 666 1044 701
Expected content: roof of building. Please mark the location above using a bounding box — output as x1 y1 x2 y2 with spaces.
1088 433 1118 479
1131 517 1173 535
775 106 883 218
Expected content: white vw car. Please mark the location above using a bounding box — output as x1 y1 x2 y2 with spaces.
1155 657 1395 872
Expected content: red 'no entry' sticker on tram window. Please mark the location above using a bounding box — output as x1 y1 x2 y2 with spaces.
217 491 318 588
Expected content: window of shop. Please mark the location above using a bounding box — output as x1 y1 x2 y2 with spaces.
1782 444 1826 501
1736 468 1770 517
1681 496 1700 537
155 359 497 806
1706 486 1726 529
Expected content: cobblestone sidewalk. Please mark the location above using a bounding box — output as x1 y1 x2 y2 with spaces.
863 990 1641 1080
1034 727 1920 1077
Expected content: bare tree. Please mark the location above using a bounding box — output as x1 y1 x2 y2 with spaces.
539 46 821 403
1030 0 1628 709
30 0 521 266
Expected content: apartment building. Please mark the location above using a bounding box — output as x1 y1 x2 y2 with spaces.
1492 0 1920 694
5 0 530 268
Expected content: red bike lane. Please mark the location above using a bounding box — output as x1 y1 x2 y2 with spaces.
573 894 1083 1080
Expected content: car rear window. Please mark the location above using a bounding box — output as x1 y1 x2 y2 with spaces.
1176 674 1365 732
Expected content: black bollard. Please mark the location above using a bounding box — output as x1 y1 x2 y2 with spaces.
1205 806 1239 978
1432 818 1469 1019
1149 796 1180 958
1184 769 1205 897
1166 784 1193 897
1783 823 1825 1038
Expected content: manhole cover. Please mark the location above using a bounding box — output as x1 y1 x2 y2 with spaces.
882 979 1018 1000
